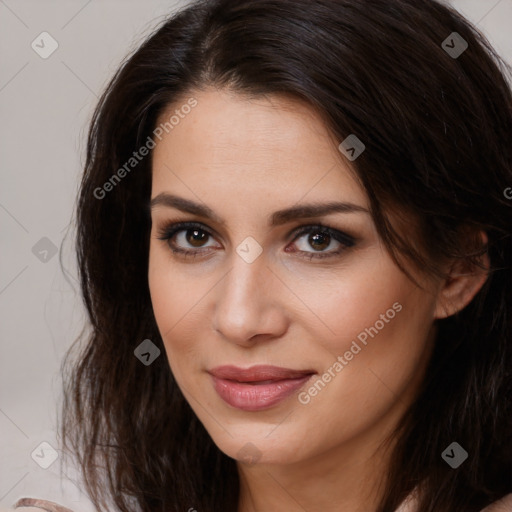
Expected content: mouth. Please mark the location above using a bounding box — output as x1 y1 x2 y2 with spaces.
208 365 316 411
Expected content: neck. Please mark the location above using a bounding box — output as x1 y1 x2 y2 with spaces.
236 411 401 512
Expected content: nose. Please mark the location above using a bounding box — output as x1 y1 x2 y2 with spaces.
212 249 288 347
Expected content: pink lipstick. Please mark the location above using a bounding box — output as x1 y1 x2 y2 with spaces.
208 365 315 411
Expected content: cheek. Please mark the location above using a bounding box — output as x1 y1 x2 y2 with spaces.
148 244 174 329
300 274 435 425
294 256 436 400
148 244 187 353
287 251 410 352
148 242 214 373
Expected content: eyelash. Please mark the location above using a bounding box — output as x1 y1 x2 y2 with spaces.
155 221 356 261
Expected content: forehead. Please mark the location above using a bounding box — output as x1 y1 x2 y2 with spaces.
151 88 368 209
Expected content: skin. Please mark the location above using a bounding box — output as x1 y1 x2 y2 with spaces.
148 88 488 512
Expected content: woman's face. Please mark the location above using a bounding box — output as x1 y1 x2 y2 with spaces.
148 88 441 467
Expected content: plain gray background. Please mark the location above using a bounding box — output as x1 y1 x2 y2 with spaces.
1 0 511 509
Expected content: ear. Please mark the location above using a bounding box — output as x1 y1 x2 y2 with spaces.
434 230 490 320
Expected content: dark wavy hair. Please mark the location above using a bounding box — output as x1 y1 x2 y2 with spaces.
59 0 512 511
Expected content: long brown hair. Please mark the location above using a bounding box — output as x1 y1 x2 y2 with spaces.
60 0 512 510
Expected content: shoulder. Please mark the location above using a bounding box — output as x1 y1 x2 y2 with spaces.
481 493 512 512
9 493 512 512
10 497 77 512
394 491 512 512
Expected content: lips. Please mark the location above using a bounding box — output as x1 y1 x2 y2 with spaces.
208 365 315 411
209 364 315 382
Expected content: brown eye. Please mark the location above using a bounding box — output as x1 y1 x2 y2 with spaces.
156 221 219 257
289 224 356 260
307 232 331 251
293 230 340 255
185 228 209 247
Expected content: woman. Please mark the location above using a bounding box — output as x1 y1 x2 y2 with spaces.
11 0 512 510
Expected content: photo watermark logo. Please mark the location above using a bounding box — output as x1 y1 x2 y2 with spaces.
298 301 403 405
93 97 198 199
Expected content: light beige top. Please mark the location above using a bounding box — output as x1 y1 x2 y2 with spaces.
11 498 74 511
395 491 512 512
8 493 512 511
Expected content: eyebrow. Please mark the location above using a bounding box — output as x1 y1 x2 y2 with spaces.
149 193 369 226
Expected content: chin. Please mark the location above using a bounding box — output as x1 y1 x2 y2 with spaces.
207 426 306 466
